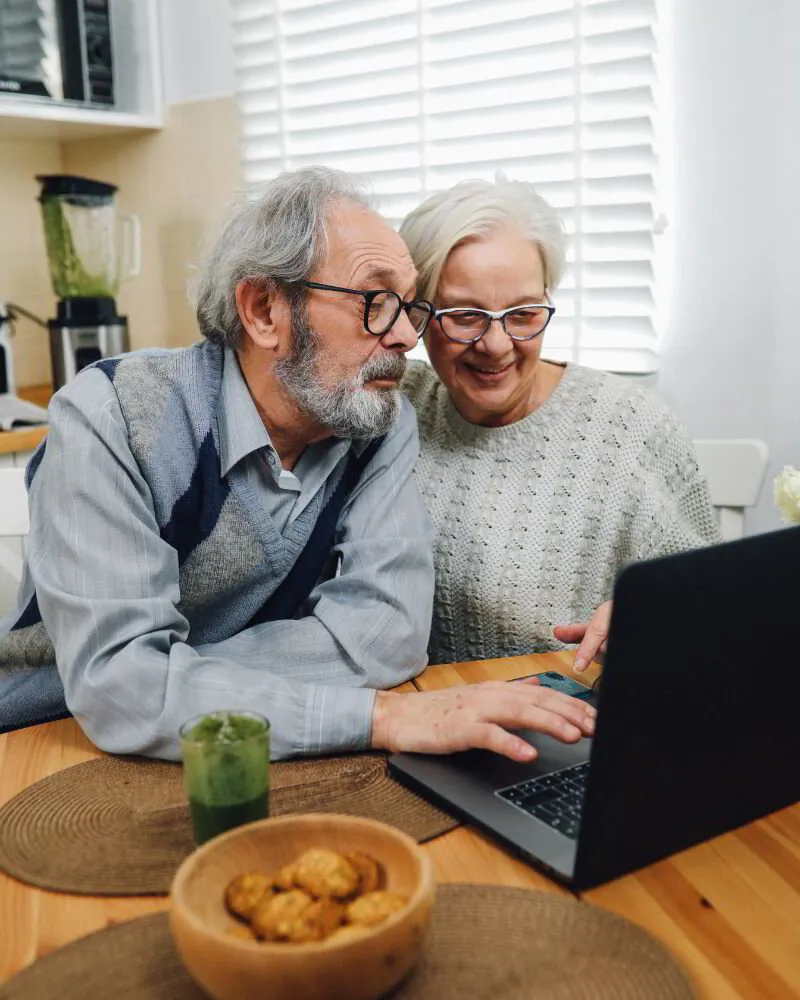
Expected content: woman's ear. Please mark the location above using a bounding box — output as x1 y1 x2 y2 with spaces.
235 280 288 351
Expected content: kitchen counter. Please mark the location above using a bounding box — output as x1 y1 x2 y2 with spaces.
0 385 50 456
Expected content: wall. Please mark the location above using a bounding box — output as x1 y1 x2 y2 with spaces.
161 0 236 106
768 0 800 534
659 0 800 534
62 97 241 353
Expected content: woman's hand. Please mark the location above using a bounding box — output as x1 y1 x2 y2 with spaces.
371 677 596 763
552 599 613 673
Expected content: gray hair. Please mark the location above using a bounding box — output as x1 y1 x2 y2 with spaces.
191 167 375 348
399 173 567 302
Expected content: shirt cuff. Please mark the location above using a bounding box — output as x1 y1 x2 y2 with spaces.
303 684 377 755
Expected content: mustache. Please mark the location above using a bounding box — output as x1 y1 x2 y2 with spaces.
357 351 407 385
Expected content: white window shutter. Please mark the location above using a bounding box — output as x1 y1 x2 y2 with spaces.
232 0 665 374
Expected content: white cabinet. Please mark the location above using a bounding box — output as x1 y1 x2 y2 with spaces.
0 0 163 140
0 449 33 617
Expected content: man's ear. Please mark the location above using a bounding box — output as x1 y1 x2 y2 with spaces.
235 280 288 351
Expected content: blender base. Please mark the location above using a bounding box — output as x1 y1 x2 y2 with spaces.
49 297 129 390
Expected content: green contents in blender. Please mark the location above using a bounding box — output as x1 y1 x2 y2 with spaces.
180 711 270 845
40 197 117 299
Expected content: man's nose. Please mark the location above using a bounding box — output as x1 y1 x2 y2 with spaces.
380 309 419 353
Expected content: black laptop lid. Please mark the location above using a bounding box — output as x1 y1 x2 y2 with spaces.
574 526 800 890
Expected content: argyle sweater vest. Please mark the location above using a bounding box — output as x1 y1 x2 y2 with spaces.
0 342 381 671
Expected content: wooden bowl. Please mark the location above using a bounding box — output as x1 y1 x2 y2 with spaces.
169 813 436 1000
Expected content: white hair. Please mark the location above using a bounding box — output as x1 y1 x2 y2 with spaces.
191 167 375 348
399 173 567 302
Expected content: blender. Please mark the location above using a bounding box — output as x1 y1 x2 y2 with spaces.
36 174 140 388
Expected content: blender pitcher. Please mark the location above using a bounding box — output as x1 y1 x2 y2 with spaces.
36 174 140 299
36 175 139 389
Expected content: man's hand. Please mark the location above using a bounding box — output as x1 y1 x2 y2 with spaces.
371 677 596 763
552 599 613 673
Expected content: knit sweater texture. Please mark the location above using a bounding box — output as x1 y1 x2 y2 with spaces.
403 360 721 665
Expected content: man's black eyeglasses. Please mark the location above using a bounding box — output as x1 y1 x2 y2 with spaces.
298 281 435 338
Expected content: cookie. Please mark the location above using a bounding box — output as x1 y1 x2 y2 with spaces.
224 872 274 921
346 890 408 927
344 851 383 895
292 848 360 900
251 889 315 941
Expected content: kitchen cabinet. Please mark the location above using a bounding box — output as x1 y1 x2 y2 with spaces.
0 0 163 140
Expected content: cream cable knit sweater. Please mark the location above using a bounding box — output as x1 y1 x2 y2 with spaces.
403 360 721 665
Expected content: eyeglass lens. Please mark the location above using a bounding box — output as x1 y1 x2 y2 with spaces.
367 292 432 335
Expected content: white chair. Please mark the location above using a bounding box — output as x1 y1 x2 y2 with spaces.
693 439 769 541
0 466 29 584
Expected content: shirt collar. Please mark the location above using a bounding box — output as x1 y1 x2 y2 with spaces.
218 348 272 477
217 347 380 476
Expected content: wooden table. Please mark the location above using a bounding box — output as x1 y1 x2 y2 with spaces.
2 653 799 998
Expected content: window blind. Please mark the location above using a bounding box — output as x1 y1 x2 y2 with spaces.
232 0 665 373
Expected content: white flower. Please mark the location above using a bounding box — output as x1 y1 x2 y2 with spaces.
773 466 800 524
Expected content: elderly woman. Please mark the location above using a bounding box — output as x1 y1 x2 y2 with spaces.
400 176 720 671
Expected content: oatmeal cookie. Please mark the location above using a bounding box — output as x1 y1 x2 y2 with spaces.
251 889 315 941
346 890 408 927
224 872 274 921
291 848 359 899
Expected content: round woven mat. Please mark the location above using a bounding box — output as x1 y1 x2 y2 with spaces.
0 753 456 895
0 884 697 1000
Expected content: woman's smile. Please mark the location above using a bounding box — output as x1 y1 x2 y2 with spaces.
461 359 516 384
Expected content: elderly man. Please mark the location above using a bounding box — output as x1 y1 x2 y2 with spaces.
0 167 594 762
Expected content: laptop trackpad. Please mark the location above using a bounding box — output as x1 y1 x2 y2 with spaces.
439 731 591 790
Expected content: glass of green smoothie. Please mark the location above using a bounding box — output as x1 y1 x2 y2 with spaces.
179 711 270 845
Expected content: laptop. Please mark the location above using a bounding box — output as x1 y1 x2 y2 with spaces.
389 526 800 890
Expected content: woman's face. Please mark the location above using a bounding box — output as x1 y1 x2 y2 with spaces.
425 226 548 427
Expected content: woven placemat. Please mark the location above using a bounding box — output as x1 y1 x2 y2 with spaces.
0 753 456 896
0 884 697 1000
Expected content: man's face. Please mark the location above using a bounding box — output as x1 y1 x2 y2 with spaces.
274 200 420 439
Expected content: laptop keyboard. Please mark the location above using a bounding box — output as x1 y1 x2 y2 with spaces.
496 761 590 840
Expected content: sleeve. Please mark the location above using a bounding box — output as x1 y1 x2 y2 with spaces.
28 373 434 761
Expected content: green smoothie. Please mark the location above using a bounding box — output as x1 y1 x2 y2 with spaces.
179 711 270 844
40 196 118 299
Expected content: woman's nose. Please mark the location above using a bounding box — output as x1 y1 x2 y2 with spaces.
475 317 512 355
